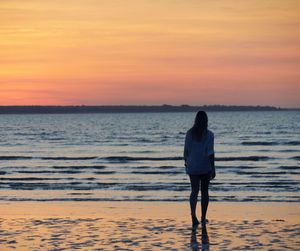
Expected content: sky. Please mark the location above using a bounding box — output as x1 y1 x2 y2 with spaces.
0 0 299 108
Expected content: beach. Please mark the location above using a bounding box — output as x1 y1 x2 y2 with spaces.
1 201 299 250
0 112 299 250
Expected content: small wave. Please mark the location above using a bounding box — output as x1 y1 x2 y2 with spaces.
285 141 300 146
279 149 299 152
0 166 29 169
0 182 118 190
133 165 179 169
278 166 299 170
133 150 156 154
41 156 97 160
6 181 187 192
0 156 32 160
125 184 188 191
226 180 299 186
86 177 96 180
235 165 263 169
0 177 64 181
0 171 6 175
132 166 151 169
241 141 300 146
51 165 106 170
292 156 300 160
217 166 237 169
67 192 93 195
134 138 154 143
216 156 270 161
250 175 278 178
55 170 81 174
131 171 182 175
46 137 65 141
2 182 82 190
241 141 278 146
17 170 82 174
94 171 115 174
219 165 262 169
103 156 182 162
158 165 179 169
236 171 287 175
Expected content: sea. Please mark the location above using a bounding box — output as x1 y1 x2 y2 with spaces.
0 111 299 202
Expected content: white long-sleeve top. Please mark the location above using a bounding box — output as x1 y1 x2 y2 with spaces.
184 129 214 175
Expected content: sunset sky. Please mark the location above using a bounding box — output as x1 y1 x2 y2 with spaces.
0 0 299 107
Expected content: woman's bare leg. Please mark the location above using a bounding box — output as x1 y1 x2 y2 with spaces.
200 173 210 223
189 175 201 226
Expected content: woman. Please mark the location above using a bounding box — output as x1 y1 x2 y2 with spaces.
184 111 215 227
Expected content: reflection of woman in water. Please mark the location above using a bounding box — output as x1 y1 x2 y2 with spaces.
184 111 215 227
190 223 209 250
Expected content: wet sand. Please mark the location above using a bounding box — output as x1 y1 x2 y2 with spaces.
0 202 299 250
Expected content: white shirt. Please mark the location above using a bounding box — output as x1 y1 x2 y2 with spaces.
184 129 214 175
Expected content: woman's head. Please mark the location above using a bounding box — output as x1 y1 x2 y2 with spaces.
191 111 208 140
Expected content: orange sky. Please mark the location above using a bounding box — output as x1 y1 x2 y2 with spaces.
0 0 299 107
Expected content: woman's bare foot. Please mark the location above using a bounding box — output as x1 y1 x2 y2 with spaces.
201 218 209 225
192 216 200 227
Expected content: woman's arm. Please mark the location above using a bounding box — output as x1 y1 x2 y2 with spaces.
209 154 215 179
207 131 215 179
183 132 190 169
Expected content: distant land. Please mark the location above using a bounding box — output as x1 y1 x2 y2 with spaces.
0 105 298 114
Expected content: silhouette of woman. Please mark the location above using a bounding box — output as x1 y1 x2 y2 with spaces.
184 111 215 227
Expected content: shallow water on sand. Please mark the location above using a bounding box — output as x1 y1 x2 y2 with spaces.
0 111 299 202
1 217 299 250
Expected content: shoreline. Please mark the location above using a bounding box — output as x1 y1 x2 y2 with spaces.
1 201 299 219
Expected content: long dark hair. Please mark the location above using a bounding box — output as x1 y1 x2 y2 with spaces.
191 111 208 141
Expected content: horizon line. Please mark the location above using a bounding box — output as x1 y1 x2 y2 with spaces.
0 104 299 115
0 104 299 109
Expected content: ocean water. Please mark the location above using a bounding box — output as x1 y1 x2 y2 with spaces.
0 111 299 202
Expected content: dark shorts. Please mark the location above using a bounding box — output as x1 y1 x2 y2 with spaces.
189 172 211 192
189 172 211 181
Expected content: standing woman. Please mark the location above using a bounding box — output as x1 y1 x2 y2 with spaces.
184 111 215 227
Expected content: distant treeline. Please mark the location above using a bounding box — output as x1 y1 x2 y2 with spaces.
0 105 295 114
